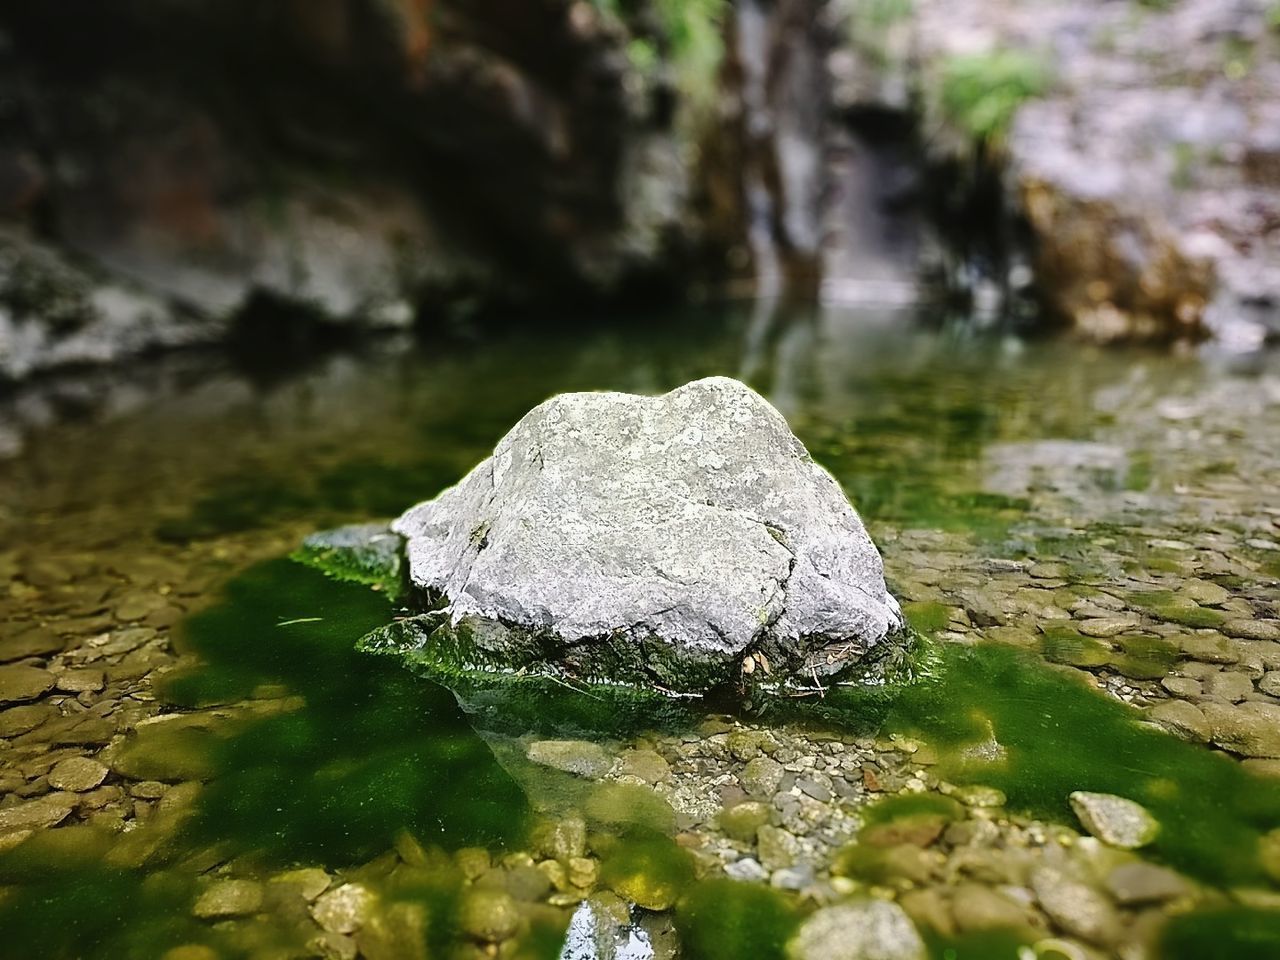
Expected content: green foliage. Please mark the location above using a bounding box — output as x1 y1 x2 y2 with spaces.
1160 907 1280 960
590 0 726 110
937 50 1049 142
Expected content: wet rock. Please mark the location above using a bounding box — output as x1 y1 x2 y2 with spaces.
1224 620 1280 643
725 857 769 882
0 793 76 833
1184 581 1230 607
357 901 430 960
193 879 263 919
1203 671 1254 703
0 626 64 662
0 703 52 737
950 884 1036 935
757 825 799 871
312 883 375 935
1201 701 1280 758
460 889 521 942
720 801 771 843
1068 792 1159 849
527 740 614 779
54 668 105 694
46 756 109 792
270 867 332 902
1259 672 1280 699
1103 862 1191 905
389 378 904 691
0 665 55 703
1147 700 1211 743
617 750 671 784
741 757 785 798
787 900 925 960
1030 866 1121 945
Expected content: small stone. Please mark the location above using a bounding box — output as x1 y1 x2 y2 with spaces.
720 801 771 843
1260 672 1280 698
271 867 332 901
797 777 832 803
951 785 1007 808
0 794 75 833
459 890 521 942
757 825 799 871
787 900 926 960
47 756 109 792
0 665 55 703
193 879 263 919
1078 617 1137 638
1148 700 1211 742
1202 701 1280 757
1224 620 1280 642
1103 862 1191 904
950 884 1032 934
312 883 375 935
0 626 64 663
55 669 105 694
771 865 814 890
534 815 587 862
1203 671 1254 702
740 756 784 798
1184 580 1230 606
567 856 598 889
526 740 613 779
725 857 769 882
1160 676 1202 698
0 704 52 738
456 847 491 880
1180 634 1239 664
1030 867 1121 945
1069 792 1159 849
617 749 671 783
727 730 771 761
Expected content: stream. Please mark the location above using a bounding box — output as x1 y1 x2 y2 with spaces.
2 301 1279 959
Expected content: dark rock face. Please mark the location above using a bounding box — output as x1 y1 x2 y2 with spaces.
0 0 705 379
386 377 904 692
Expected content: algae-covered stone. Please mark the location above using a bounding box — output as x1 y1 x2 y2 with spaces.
1068 791 1159 849
720 801 771 843
388 377 904 692
787 900 925 960
47 756 108 792
459 889 521 942
193 879 263 919
527 740 613 779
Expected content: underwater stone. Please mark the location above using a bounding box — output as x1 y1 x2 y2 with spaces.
390 377 903 692
787 899 925 960
1068 791 1159 849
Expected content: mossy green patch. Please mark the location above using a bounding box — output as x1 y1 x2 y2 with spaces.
597 830 696 911
1159 906 1280 960
903 601 952 633
882 644 1280 886
1039 624 1112 667
1126 590 1225 628
677 879 799 960
924 929 1029 960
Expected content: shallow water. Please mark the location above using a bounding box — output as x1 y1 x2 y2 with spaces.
2 302 1280 959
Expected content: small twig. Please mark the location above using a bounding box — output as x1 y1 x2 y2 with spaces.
276 617 323 627
810 664 827 697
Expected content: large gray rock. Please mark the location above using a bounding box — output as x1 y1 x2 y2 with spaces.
389 376 904 692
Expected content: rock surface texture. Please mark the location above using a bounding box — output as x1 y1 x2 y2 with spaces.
390 377 904 691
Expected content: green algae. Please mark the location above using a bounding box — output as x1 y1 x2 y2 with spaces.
883 644 1280 887
1158 906 1280 960
676 879 799 960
